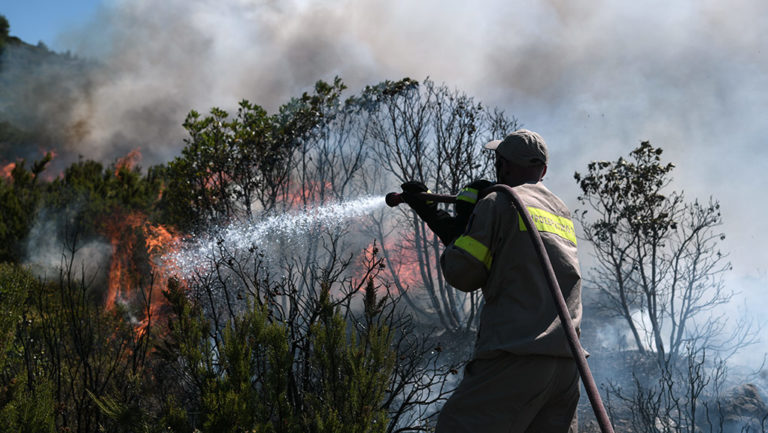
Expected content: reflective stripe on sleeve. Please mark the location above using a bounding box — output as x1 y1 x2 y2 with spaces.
453 235 493 270
518 207 577 245
456 187 479 204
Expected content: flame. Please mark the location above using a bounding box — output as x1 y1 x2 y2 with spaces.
1 151 56 182
383 237 423 290
115 149 142 175
359 237 423 292
202 169 231 191
42 149 58 160
1 162 16 180
102 211 182 337
283 180 335 209
39 150 58 182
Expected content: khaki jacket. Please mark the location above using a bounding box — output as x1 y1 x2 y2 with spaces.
440 182 582 358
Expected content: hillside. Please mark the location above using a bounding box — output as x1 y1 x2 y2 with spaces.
0 14 93 162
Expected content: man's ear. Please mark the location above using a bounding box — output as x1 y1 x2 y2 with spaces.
539 165 548 181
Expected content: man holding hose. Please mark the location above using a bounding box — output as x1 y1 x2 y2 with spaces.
399 129 583 433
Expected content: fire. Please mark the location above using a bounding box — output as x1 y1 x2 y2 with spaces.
115 149 142 175
360 237 423 292
41 148 58 160
39 150 58 182
383 238 424 290
1 162 16 180
1 151 56 182
283 180 335 209
102 211 181 337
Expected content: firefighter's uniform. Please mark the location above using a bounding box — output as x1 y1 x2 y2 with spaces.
436 182 583 433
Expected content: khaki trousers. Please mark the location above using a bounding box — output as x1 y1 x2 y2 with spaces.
435 352 579 433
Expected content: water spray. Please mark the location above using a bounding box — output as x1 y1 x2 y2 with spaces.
166 195 387 274
386 185 615 433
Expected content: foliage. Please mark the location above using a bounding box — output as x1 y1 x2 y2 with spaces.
0 264 56 433
0 240 455 432
43 159 163 241
575 142 759 432
159 78 348 231
0 375 56 433
154 276 394 433
0 263 28 360
0 75 518 431
574 141 745 364
0 154 51 262
154 237 457 432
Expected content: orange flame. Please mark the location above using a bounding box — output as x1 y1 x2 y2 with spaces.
359 237 423 292
115 149 142 176
102 211 181 337
42 149 58 160
283 180 335 209
384 238 423 290
1 162 16 180
39 150 58 182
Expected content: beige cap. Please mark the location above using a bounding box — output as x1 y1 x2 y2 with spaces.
484 129 548 167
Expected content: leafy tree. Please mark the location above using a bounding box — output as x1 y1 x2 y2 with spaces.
574 142 760 432
45 159 162 225
0 154 51 262
574 142 748 365
575 142 748 363
159 78 347 231
0 263 27 360
0 376 56 433
306 282 393 433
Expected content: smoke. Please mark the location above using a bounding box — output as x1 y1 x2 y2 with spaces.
4 0 768 359
23 207 112 285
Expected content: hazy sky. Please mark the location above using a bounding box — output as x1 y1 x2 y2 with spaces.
4 0 768 358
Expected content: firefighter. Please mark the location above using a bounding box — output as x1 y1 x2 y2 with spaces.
400 129 583 433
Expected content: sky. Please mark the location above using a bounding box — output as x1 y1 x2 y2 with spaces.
3 0 104 52
3 0 768 363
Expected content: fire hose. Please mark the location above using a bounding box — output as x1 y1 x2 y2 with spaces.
386 187 615 433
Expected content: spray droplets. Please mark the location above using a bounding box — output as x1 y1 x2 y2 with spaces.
165 195 387 275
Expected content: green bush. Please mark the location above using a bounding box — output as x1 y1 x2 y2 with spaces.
0 264 55 433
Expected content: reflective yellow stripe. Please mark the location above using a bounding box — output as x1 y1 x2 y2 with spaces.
457 187 479 204
454 235 493 270
518 207 577 245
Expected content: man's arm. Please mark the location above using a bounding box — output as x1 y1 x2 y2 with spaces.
440 196 497 292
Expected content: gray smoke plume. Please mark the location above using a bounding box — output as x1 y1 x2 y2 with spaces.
4 0 768 363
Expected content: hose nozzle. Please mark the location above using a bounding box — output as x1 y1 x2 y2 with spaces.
385 191 458 207
385 192 404 207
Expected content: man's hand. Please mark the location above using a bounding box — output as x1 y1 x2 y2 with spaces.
397 179 493 246
400 180 457 245
400 181 436 212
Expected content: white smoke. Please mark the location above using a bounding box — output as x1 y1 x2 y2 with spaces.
23 208 112 283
